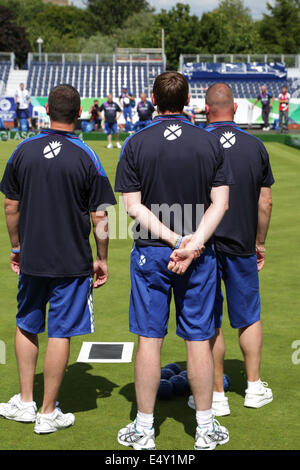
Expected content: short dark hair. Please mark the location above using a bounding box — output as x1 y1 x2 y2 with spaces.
48 84 81 124
153 72 189 113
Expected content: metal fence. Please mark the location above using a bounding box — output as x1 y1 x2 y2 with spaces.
179 54 300 71
0 52 15 68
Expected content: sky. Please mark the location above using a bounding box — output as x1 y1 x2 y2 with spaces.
72 0 270 20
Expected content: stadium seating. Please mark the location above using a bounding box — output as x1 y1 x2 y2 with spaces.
182 62 292 99
26 61 163 98
0 62 11 94
188 79 287 99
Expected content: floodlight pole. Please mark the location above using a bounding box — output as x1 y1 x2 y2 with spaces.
37 37 44 62
161 29 165 56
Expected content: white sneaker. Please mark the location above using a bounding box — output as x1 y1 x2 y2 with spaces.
0 394 37 423
116 142 122 149
34 407 75 434
244 382 273 408
187 395 230 416
107 143 113 149
118 420 156 450
194 419 229 450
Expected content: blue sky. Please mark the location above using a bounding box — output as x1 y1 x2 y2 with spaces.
72 0 270 20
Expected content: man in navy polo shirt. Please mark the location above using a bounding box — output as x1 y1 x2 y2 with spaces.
188 83 274 416
134 92 155 131
0 84 116 434
99 94 122 149
115 71 232 450
252 85 274 131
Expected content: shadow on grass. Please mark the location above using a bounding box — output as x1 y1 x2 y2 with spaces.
33 362 119 412
119 360 195 441
118 358 246 441
223 358 246 397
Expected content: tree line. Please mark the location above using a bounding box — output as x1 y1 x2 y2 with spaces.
0 0 299 68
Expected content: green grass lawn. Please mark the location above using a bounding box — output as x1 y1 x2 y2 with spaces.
0 138 299 450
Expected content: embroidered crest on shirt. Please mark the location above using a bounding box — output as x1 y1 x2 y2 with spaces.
139 255 146 266
220 132 236 148
43 141 62 159
164 124 182 141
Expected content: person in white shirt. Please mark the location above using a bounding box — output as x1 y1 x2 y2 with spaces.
14 83 31 128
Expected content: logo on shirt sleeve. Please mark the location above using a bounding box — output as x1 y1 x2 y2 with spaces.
139 254 146 266
43 141 62 159
164 124 182 141
220 132 236 148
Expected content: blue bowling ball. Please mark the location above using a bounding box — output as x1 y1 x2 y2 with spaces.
169 374 189 396
223 374 230 392
164 363 181 375
179 370 188 379
157 379 174 399
161 367 175 380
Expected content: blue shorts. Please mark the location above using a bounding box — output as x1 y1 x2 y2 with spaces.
213 252 260 329
129 244 217 341
134 120 151 132
123 106 132 121
16 274 94 338
104 122 118 135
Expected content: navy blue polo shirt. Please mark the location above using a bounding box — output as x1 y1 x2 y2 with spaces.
115 114 233 247
205 121 275 256
0 129 116 277
99 101 121 124
257 92 273 109
137 100 155 121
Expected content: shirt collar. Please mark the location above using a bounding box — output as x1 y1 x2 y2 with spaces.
153 114 188 121
40 128 78 139
206 121 236 127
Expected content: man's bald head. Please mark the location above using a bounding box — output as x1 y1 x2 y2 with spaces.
205 83 235 120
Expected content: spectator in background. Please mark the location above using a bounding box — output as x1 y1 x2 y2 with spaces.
134 92 155 131
278 85 290 133
252 85 274 131
183 104 196 124
99 94 122 149
89 99 102 130
14 83 31 129
119 84 135 125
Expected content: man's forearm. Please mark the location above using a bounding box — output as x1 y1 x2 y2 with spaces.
91 211 109 260
4 199 20 249
126 202 180 248
256 188 273 246
256 205 272 245
188 186 229 250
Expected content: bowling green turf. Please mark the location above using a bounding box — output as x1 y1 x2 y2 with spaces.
0 138 299 451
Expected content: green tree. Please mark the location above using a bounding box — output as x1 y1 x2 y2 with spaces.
141 3 202 70
114 11 155 48
258 0 300 53
29 4 92 52
87 0 152 34
199 0 261 55
0 5 30 66
79 32 116 54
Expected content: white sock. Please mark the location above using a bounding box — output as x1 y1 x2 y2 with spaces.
135 411 154 432
196 409 213 431
213 391 225 401
247 379 262 392
18 395 35 406
39 409 56 417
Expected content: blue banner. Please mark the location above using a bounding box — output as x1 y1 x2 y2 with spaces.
0 97 33 122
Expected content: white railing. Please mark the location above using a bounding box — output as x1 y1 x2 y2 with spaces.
179 54 300 72
0 52 15 69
